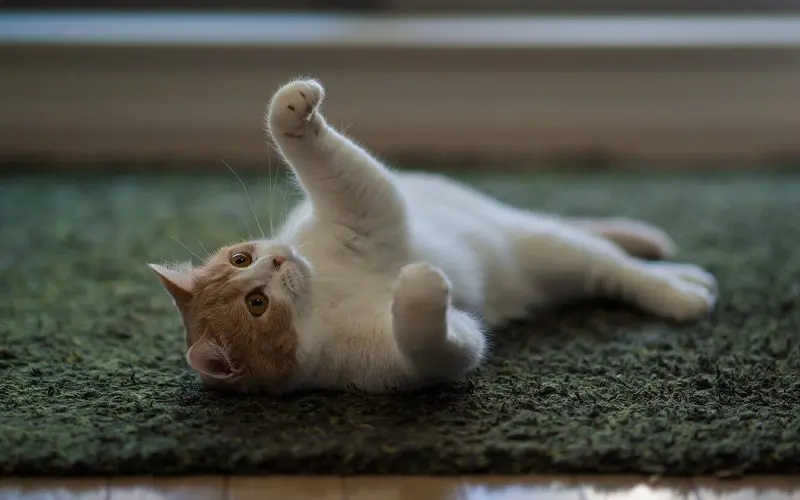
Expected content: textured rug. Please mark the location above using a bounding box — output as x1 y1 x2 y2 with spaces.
1 169 799 477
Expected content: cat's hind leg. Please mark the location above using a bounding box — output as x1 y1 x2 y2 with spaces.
391 262 488 384
564 216 676 260
517 227 717 322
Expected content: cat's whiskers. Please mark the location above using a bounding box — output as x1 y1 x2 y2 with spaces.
274 176 292 237
170 236 204 263
222 159 266 240
277 192 288 233
269 142 308 241
264 144 301 241
274 144 297 237
288 207 308 241
278 174 292 231
196 238 212 260
339 119 354 134
294 241 316 254
267 149 276 238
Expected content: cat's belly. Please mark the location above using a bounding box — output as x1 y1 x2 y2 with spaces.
400 176 543 327
409 227 544 327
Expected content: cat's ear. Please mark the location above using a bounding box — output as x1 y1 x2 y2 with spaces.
148 262 194 309
186 338 237 381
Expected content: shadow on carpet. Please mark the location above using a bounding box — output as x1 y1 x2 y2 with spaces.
1 170 799 477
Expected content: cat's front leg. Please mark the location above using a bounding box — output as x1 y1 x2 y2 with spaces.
266 79 405 237
391 262 487 384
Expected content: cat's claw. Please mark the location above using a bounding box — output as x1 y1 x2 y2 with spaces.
267 79 325 139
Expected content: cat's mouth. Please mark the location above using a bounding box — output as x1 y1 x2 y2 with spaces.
277 264 307 296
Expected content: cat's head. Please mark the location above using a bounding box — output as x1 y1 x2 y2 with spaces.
148 240 313 394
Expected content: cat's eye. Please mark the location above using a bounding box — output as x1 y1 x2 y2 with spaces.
245 291 269 316
230 252 253 268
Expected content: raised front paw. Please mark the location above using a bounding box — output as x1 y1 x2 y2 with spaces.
392 262 452 350
392 262 452 315
646 261 718 322
267 79 325 139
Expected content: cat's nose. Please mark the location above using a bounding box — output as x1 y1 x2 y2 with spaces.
272 256 286 269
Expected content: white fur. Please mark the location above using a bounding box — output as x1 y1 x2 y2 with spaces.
259 79 718 394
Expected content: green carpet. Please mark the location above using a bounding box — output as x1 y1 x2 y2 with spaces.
2 169 799 477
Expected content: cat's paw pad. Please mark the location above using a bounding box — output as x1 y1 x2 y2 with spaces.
393 262 451 312
267 79 325 138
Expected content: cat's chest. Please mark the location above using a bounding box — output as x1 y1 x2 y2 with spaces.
294 220 411 267
311 266 395 310
296 230 408 312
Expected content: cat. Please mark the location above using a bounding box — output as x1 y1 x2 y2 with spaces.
149 78 718 395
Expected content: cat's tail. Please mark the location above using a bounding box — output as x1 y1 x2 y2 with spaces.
566 217 677 260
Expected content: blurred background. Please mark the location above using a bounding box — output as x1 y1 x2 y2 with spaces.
1 0 799 171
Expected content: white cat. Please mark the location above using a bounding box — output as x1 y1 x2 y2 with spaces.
149 78 718 395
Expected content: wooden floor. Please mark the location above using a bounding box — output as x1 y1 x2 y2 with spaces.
1 475 798 499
